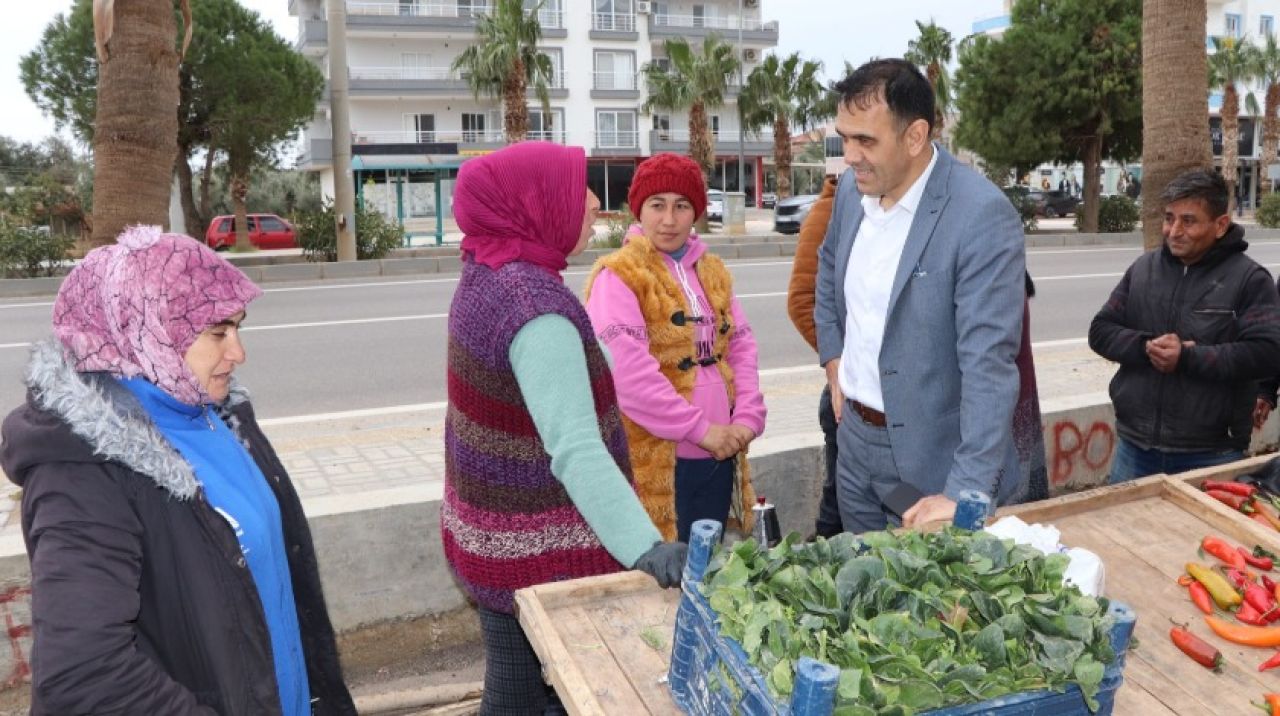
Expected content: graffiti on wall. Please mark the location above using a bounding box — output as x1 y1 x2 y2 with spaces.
1049 419 1116 488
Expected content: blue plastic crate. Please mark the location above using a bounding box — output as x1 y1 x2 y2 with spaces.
667 492 1137 716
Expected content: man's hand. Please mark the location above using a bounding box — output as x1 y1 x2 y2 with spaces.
1145 333 1184 374
697 424 745 461
824 358 843 423
901 494 957 529
1255 397 1274 431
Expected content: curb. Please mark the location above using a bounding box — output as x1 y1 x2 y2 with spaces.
355 682 482 715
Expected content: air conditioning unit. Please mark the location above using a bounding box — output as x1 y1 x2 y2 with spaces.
637 1 652 13
742 48 758 62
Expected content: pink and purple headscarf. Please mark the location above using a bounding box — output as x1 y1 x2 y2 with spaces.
454 141 587 278
52 225 263 405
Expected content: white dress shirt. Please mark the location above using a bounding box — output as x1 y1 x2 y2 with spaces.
838 147 939 412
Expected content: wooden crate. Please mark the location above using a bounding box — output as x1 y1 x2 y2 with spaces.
517 475 1279 715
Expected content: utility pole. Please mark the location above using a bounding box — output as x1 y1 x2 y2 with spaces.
736 0 745 198
327 0 357 261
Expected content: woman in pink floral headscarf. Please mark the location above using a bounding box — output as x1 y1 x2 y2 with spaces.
0 226 355 716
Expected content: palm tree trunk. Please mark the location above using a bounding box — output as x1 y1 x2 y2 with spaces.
231 171 252 251
1223 85 1240 213
689 100 713 232
175 144 202 237
1141 0 1212 249
773 113 792 199
1265 83 1280 193
503 56 529 142
1081 132 1102 233
927 61 944 139
90 0 181 246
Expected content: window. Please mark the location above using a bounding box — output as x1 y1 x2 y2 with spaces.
404 113 435 142
541 48 565 87
710 115 721 136
596 110 638 148
260 217 287 232
525 0 562 27
824 136 842 158
401 53 433 80
651 57 671 73
595 51 636 90
529 108 565 142
594 0 634 31
461 113 487 142
1264 15 1275 37
399 0 417 16
653 114 672 130
1227 13 1243 38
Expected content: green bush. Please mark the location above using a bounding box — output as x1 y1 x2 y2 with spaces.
0 217 73 278
1001 186 1038 232
1258 193 1280 228
295 200 405 262
596 203 634 249
1076 195 1140 233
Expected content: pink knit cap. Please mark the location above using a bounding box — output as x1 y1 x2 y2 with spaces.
52 225 263 405
454 141 587 277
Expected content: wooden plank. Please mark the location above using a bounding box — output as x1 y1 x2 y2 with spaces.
1161 478 1280 553
514 590 609 716
1175 453 1275 487
521 570 659 611
585 591 683 715
550 603 653 715
1113 659 1188 716
997 474 1167 524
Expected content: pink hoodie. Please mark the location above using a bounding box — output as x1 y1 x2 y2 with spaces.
586 229 767 459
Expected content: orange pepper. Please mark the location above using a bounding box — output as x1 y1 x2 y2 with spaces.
1264 693 1280 716
1204 615 1280 647
1256 502 1280 532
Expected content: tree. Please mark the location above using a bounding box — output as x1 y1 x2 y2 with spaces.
739 54 828 200
953 0 1142 233
1254 34 1280 193
1210 35 1260 212
644 35 740 182
452 0 554 142
1141 0 1212 249
88 0 185 246
904 19 954 139
203 15 323 250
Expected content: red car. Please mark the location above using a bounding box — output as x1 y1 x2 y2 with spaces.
205 213 297 250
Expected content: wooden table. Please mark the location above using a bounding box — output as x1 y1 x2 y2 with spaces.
516 474 1280 715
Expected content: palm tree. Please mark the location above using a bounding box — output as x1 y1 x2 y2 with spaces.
643 35 740 184
89 0 186 245
1254 35 1280 193
452 0 554 142
1142 0 1212 250
904 19 954 139
1209 35 1260 213
739 53 828 200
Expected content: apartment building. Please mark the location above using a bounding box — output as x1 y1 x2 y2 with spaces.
289 0 779 229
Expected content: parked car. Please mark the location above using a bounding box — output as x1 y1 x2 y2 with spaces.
205 213 297 250
773 194 820 234
760 192 778 209
706 190 724 222
1026 190 1081 218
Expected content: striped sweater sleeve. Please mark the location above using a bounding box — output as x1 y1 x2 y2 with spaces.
509 314 664 566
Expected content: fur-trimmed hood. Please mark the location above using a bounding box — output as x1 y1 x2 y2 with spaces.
0 339 251 500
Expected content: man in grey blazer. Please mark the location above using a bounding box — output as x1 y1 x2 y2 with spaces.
814 59 1028 532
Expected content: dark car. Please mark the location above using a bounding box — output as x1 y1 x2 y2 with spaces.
773 194 820 234
1027 190 1080 218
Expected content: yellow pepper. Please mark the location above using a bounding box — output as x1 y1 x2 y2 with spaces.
1187 562 1242 609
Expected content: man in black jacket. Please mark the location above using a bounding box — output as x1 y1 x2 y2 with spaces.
1090 169 1280 482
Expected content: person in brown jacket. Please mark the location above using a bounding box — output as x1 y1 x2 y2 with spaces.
786 176 843 537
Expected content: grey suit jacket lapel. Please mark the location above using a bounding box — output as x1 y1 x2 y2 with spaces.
836 194 865 303
888 150 952 314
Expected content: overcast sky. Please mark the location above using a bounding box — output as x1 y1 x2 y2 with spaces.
0 0 1005 147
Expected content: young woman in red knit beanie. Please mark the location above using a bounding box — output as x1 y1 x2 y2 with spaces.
584 153 768 543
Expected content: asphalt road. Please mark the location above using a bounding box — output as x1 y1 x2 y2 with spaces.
5 241 1280 420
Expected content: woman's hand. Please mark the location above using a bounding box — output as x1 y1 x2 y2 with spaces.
697 424 745 460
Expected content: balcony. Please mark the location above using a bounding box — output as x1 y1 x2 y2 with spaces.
295 19 328 55
297 136 334 169
351 128 566 153
649 129 772 157
648 14 778 43
593 130 640 156
533 7 567 37
591 12 638 39
345 1 491 34
591 71 640 99
344 66 567 99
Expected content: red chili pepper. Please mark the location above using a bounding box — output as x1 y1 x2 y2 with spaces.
1244 582 1280 621
1204 479 1258 496
1204 536 1251 570
1242 547 1275 571
1265 575 1278 593
1261 651 1280 672
1170 624 1223 670
1178 574 1195 587
1240 601 1270 626
1207 489 1255 511
1189 581 1214 614
1229 567 1254 590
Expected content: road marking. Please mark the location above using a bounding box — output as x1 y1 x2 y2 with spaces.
0 301 54 310
258 401 448 426
738 291 787 299
0 342 31 350
1035 272 1124 281
1033 337 1088 348
241 314 448 332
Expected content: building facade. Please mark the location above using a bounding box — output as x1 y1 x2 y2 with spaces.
289 0 779 232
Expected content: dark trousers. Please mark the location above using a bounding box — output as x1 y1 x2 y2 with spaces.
478 608 566 716
815 385 844 537
675 457 735 542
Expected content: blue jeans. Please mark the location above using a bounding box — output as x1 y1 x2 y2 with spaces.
674 458 735 543
1108 437 1244 484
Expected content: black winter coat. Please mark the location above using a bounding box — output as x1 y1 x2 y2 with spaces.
1088 224 1280 452
0 340 356 716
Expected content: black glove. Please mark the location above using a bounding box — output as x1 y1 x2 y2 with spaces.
633 541 688 589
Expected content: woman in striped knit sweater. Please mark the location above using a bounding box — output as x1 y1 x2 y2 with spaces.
441 142 687 715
